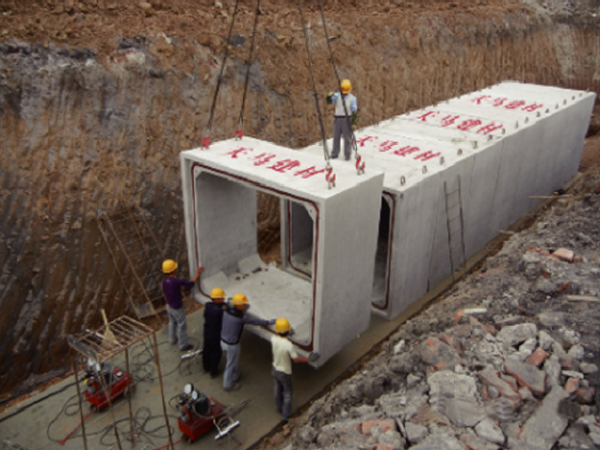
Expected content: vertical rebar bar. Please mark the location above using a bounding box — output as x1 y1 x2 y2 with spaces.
153 333 175 449
125 348 135 446
72 359 89 450
95 362 123 450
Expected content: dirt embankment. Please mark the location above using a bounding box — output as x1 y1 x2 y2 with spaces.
1 0 600 398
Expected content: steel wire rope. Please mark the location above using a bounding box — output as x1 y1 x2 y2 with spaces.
296 0 331 165
235 0 261 139
316 0 359 158
203 0 242 147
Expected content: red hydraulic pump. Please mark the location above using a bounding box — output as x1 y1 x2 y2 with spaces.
83 361 133 410
176 383 239 442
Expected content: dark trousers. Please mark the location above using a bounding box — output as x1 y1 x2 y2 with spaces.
332 116 352 159
203 337 222 376
272 368 293 419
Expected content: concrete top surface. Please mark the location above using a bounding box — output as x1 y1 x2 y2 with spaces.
302 81 594 194
181 136 384 200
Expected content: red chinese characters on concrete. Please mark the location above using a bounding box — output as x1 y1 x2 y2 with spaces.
221 147 324 179
349 136 441 161
410 110 504 135
268 159 302 172
470 95 544 112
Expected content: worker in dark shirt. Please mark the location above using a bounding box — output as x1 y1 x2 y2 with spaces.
161 259 203 352
220 293 276 391
203 288 227 377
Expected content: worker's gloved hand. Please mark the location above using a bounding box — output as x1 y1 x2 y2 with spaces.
269 319 277 325
325 92 334 104
308 352 321 363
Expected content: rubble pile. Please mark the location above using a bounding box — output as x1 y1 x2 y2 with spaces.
289 175 600 450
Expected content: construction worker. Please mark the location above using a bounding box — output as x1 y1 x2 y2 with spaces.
271 318 310 420
220 293 276 391
161 259 203 352
203 287 227 377
326 79 358 161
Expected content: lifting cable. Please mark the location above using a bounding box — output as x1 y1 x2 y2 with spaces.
235 0 261 140
297 0 336 188
316 0 365 174
202 0 242 149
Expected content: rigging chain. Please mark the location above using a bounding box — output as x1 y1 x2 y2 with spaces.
297 0 336 188
202 0 241 149
317 0 364 173
236 0 262 140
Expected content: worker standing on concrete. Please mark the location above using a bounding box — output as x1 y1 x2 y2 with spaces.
271 318 309 420
220 293 276 391
326 79 358 161
203 287 227 377
161 259 203 352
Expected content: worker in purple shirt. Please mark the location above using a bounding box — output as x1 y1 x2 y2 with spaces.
161 259 203 351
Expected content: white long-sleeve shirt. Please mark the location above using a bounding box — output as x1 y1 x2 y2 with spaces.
331 92 357 117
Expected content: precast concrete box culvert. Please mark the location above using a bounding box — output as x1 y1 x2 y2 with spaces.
180 137 385 367
303 81 596 320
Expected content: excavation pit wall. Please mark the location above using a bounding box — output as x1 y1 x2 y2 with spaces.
180 137 384 367
303 82 596 320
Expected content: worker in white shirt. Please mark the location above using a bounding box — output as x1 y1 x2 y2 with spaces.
270 318 310 420
326 79 358 160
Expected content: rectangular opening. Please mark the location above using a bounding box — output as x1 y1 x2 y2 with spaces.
372 193 393 310
286 200 315 279
192 168 315 347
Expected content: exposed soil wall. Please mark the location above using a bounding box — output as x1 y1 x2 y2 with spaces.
0 0 599 396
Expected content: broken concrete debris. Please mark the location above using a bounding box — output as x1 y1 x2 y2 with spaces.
294 305 600 450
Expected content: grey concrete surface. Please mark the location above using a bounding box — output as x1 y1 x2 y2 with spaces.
0 303 408 450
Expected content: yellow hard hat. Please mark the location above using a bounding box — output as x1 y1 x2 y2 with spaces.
275 318 291 334
341 79 351 94
162 259 178 274
211 288 226 299
232 293 248 306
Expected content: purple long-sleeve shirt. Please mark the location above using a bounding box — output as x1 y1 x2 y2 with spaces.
162 277 194 309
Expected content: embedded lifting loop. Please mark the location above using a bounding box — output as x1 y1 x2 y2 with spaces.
201 129 211 149
235 122 243 140
515 121 519 129
325 164 336 189
400 175 406 186
422 165 428 174
524 117 529 123
472 141 478 149
355 153 366 174
457 148 463 155
536 111 541 118
440 156 445 165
